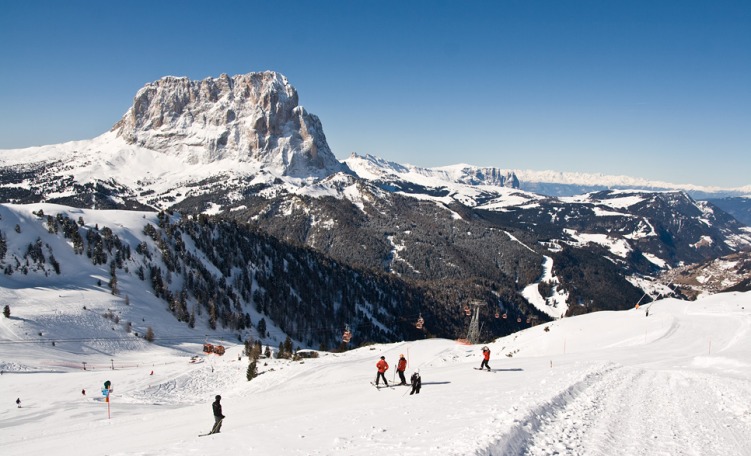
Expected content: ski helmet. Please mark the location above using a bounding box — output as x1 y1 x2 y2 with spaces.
380 356 385 360
215 395 221 401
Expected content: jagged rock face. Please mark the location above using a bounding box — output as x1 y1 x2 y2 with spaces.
452 166 519 188
111 71 346 178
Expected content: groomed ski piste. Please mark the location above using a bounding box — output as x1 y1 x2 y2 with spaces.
2 290 750 455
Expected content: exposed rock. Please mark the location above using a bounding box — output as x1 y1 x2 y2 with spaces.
111 71 347 179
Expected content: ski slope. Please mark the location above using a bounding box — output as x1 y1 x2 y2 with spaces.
2 291 750 455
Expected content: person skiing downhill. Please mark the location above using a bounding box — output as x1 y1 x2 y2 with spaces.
211 395 225 434
480 346 491 371
396 354 408 385
410 372 421 395
375 356 389 386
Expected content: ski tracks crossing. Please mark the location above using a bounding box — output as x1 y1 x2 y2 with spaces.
485 363 751 456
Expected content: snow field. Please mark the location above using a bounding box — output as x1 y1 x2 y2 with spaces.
2 292 751 455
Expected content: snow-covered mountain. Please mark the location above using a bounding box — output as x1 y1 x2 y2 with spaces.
345 153 520 189
1 70 750 336
3 71 751 455
0 202 439 348
512 169 751 199
0 71 348 211
344 153 750 201
111 71 346 179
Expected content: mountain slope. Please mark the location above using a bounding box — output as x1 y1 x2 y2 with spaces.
1 70 750 336
0 203 453 348
2 291 750 455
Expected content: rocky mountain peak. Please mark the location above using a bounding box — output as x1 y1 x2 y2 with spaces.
111 71 347 179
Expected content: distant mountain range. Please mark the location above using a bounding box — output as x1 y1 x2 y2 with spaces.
1 71 749 345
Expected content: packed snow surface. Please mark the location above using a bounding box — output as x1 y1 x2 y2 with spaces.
2 290 751 455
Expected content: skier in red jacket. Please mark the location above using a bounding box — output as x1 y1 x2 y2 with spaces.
480 346 491 371
375 356 389 386
396 354 408 385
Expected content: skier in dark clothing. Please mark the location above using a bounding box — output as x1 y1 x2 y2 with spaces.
16 398 21 408
211 395 225 434
480 346 491 371
410 372 421 395
396 354 408 385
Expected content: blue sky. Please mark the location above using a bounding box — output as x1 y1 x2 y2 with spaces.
1 0 749 187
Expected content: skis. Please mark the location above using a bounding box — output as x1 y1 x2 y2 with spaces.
473 367 495 372
370 382 393 389
199 418 224 436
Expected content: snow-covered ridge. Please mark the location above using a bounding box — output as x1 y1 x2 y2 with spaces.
345 153 518 189
344 153 543 210
515 168 751 197
345 154 750 199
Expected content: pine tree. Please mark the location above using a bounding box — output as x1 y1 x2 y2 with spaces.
246 360 258 381
256 318 267 338
243 337 254 357
208 299 217 330
250 341 262 360
145 326 155 342
109 270 118 295
283 335 293 357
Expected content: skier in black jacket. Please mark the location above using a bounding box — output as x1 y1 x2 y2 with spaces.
409 372 421 395
211 395 225 433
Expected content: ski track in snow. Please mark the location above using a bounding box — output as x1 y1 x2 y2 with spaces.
483 364 751 456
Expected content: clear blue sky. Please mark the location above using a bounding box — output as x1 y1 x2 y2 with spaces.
1 0 749 187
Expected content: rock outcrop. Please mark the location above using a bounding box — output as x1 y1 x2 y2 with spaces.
111 71 347 179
